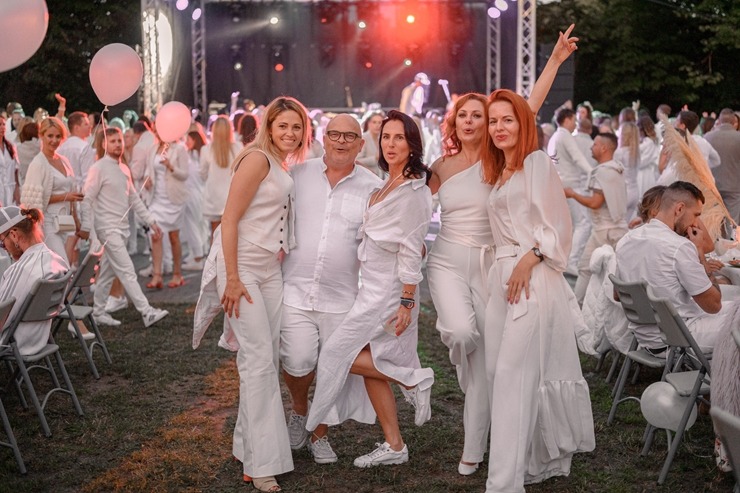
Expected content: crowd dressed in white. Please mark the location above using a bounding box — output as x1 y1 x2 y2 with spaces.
0 25 739 493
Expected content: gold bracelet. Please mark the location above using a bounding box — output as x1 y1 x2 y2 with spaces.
402 290 415 296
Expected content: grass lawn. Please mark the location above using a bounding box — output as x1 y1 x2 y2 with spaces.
0 302 734 492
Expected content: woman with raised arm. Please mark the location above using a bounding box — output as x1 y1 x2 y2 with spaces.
306 110 434 468
482 84 595 491
425 24 580 477
194 97 310 492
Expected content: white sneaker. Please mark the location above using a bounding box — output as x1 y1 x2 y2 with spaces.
287 410 309 450
308 435 338 464
105 295 129 313
182 259 204 271
400 385 432 426
143 308 169 328
353 442 408 468
94 313 122 327
138 264 153 277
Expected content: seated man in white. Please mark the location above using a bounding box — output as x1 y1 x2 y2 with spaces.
615 180 736 353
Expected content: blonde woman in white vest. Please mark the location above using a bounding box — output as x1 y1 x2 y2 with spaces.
198 97 309 492
145 125 189 289
200 115 241 237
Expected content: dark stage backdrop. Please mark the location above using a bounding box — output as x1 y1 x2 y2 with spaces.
203 2 491 109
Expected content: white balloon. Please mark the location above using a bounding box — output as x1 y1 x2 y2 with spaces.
89 44 144 106
0 0 49 72
640 381 698 432
155 102 192 143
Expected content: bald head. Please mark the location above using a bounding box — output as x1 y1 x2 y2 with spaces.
327 113 361 134
323 113 365 169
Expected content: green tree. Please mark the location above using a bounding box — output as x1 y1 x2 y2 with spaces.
538 0 740 115
0 0 140 116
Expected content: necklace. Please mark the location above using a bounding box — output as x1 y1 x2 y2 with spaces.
370 173 404 206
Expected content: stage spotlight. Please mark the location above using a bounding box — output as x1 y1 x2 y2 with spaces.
494 0 509 11
487 7 501 18
192 7 202 21
406 14 415 24
403 58 412 67
364 61 373 69
234 61 243 71
272 44 286 72
269 16 279 25
176 0 188 11
358 20 367 29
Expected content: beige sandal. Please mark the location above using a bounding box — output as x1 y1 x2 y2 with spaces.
253 476 281 492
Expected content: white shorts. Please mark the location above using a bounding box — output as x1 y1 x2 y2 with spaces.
279 304 348 377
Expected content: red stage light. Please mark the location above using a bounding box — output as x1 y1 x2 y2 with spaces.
364 61 373 69
406 14 415 24
274 63 284 72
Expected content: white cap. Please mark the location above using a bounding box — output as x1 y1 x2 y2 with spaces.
0 206 26 235
414 72 430 85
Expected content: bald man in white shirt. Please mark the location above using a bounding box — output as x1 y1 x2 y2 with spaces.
281 114 382 464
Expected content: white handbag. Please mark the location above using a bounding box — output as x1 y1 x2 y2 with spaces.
52 214 76 233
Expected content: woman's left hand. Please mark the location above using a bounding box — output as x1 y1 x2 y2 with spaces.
393 306 413 336
161 156 172 171
551 24 578 63
505 252 540 304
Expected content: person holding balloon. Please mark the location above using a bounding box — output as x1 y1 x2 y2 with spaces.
144 115 190 290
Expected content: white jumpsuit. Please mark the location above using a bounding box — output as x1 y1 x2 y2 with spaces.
484 151 595 493
306 176 435 431
426 161 493 464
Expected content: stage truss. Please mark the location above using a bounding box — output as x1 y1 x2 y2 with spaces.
140 0 535 115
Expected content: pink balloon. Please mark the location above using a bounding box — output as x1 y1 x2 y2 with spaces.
0 0 49 72
156 102 192 143
89 44 143 106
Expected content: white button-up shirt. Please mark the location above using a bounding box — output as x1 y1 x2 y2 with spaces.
283 157 382 313
548 126 594 188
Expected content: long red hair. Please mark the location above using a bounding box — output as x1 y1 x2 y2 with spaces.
481 89 538 185
441 92 488 157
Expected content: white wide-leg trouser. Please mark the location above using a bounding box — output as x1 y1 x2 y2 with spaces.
427 237 491 464
217 242 293 478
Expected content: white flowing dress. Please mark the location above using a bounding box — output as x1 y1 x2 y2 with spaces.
306 175 435 430
484 150 595 492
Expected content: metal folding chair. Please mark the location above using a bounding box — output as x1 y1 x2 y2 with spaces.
0 296 25 473
51 249 111 379
0 271 83 437
607 274 667 425
710 407 740 493
645 290 712 485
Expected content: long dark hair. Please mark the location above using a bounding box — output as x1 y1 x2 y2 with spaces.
377 110 428 182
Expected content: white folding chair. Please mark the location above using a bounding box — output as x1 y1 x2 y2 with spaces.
645 290 712 485
710 407 740 493
0 296 26 473
0 271 84 437
607 274 667 425
52 249 112 379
